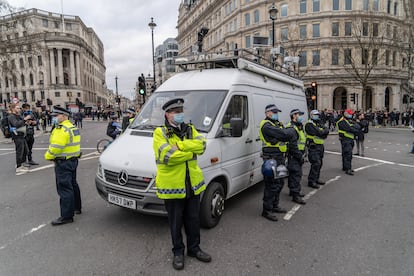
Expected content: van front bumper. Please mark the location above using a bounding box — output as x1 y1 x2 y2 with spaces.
95 175 167 216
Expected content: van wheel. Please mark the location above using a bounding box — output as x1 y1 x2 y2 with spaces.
200 181 225 229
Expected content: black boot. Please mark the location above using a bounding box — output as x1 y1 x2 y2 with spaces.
261 210 278 221
308 182 320 189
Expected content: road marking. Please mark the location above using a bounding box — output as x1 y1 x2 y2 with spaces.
0 223 47 250
0 151 14 156
354 163 384 171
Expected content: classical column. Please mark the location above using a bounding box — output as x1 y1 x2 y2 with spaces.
69 50 76 85
75 52 81 86
57 48 63 84
49 49 56 85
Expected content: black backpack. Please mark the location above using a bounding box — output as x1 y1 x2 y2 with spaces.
1 115 12 138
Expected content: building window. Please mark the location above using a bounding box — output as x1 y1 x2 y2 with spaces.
332 22 339 36
41 91 45 100
313 0 320 12
21 74 25 86
345 0 352 10
386 24 391 38
55 92 60 97
65 23 72 30
344 49 352 64
362 48 369 64
362 22 369 36
253 10 259 23
64 73 69 85
392 51 396 66
372 49 378 65
245 13 250 26
22 91 27 102
28 57 33 68
345 22 352 36
373 23 379 37
281 4 288 17
13 75 17 87
281 27 288 41
393 26 397 39
245 35 251 48
312 50 320 66
300 0 307 13
54 21 59 28
363 0 369 11
373 0 379 11
332 49 339 65
19 57 24 68
300 25 307 39
38 56 43 66
29 73 34 85
31 91 35 102
42 19 48 28
299 51 307 67
385 50 390 65
333 0 339 10
312 23 320 38
387 0 391 13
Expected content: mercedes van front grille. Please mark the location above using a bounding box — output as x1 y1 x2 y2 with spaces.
104 169 152 190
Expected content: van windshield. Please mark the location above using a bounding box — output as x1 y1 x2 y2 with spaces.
130 90 227 133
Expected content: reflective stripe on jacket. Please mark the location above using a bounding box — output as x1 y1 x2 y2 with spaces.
259 119 287 153
44 119 81 160
153 124 206 199
286 122 306 151
305 120 325 145
337 117 355 139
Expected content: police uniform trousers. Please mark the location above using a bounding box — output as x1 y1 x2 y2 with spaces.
340 139 354 171
13 135 27 168
54 158 82 218
288 157 303 195
308 144 324 184
25 134 35 162
262 155 285 211
164 194 201 256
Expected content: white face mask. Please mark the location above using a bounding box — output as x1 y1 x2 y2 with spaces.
52 117 59 125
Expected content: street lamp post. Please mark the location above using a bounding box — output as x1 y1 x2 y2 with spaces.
148 17 157 90
269 3 278 69
115 75 120 116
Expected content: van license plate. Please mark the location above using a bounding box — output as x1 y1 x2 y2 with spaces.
108 193 136 209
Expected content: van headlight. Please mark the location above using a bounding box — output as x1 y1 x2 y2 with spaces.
97 163 103 178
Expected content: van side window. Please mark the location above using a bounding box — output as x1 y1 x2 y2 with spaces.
222 95 248 133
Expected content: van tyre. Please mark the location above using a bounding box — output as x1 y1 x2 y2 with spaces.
200 181 225 229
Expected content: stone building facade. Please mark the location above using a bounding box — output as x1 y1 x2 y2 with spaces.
0 9 108 112
154 37 179 87
176 0 414 112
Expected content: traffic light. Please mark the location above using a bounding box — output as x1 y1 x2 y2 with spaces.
138 74 146 96
350 93 356 103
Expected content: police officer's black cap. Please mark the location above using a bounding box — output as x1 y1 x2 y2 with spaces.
290 108 304 116
50 106 70 116
162 98 184 112
265 104 281 113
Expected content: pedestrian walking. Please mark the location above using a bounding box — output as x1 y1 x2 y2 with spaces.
44 106 82 226
337 109 360 175
8 103 30 175
305 110 329 189
22 104 39 166
286 109 307 205
355 112 369 157
259 104 294 221
152 98 211 270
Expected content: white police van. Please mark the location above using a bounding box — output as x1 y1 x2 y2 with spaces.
95 51 308 228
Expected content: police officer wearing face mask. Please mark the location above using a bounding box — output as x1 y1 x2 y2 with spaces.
305 110 329 189
153 98 211 270
337 109 360 175
286 109 307 204
259 104 294 221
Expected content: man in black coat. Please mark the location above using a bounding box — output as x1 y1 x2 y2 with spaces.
337 109 360 175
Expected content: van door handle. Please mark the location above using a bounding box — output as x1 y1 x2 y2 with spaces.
245 138 253 144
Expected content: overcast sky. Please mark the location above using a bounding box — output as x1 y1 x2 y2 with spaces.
5 0 182 99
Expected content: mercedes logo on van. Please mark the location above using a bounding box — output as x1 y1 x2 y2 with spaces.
117 170 129 186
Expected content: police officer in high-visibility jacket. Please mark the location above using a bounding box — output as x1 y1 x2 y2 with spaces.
259 104 294 221
337 109 360 175
305 110 329 189
286 109 307 205
44 106 82 226
153 98 211 270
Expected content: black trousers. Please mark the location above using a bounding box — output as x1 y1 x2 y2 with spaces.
308 144 324 184
263 176 284 212
288 157 303 195
164 195 201 256
13 136 27 168
340 139 354 171
25 134 35 161
54 158 82 218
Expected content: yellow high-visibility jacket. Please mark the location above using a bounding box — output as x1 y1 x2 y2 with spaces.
153 124 206 199
44 119 81 160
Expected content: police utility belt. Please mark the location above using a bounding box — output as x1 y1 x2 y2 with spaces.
54 153 82 162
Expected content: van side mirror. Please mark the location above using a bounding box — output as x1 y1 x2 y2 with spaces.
230 118 242 137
